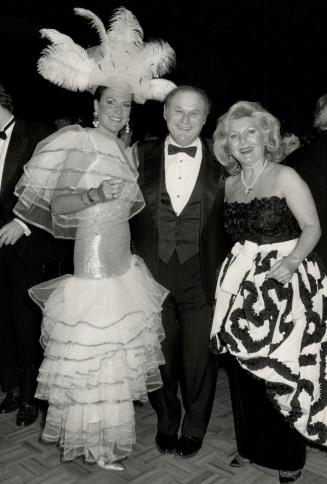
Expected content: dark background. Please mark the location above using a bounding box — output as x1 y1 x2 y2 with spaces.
1 0 327 139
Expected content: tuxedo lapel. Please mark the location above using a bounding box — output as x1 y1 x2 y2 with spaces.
1 120 29 194
144 140 165 227
200 139 223 232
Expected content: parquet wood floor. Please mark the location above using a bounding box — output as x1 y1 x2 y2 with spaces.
0 367 326 483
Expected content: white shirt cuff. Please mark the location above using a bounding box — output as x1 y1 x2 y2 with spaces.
14 218 31 236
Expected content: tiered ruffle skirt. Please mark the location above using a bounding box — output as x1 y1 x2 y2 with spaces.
30 255 167 463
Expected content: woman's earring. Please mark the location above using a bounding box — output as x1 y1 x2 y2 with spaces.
92 112 99 128
125 119 130 134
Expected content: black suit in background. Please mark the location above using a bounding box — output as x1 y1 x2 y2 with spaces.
130 138 229 439
285 131 327 268
0 119 70 404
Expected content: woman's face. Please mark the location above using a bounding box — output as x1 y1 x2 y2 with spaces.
94 87 132 136
227 116 266 167
283 133 300 156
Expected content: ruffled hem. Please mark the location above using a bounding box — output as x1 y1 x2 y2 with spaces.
32 254 168 462
41 402 136 464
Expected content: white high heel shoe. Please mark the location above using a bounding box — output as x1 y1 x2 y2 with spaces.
97 459 125 471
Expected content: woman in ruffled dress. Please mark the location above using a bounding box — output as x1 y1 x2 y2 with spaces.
13 7 176 472
210 101 327 483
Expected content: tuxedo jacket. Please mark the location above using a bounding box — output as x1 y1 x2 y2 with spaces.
285 131 327 268
0 118 67 267
130 137 230 306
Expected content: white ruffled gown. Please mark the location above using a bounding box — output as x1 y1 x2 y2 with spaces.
14 126 168 465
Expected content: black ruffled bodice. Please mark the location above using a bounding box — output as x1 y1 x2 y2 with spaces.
224 196 301 244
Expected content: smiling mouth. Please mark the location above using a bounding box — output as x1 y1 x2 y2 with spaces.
240 147 253 153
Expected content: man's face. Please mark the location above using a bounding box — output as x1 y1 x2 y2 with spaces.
164 90 207 146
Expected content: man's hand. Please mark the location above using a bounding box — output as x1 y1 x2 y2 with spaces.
0 220 25 247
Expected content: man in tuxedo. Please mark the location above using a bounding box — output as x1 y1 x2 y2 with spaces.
285 94 327 267
130 85 229 458
0 84 67 426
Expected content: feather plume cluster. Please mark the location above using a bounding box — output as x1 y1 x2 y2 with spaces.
37 6 176 103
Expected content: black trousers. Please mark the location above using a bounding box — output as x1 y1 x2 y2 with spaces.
0 245 45 402
227 354 306 471
149 252 219 438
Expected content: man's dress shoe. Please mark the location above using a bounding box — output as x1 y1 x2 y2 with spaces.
0 391 20 413
155 432 178 454
16 402 38 427
279 470 302 483
174 436 203 458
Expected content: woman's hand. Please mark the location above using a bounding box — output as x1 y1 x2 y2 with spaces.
265 255 299 284
52 179 125 215
92 178 124 203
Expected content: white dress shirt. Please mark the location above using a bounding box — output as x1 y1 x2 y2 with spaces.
164 136 202 216
0 117 31 236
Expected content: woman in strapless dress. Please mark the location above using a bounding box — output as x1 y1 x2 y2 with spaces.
210 101 327 483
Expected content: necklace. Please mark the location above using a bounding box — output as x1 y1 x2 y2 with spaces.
241 159 267 196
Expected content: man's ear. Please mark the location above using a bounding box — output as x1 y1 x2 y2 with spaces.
163 105 167 122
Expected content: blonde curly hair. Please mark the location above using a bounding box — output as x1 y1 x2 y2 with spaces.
213 101 282 174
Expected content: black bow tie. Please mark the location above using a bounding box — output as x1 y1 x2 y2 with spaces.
0 117 15 140
167 143 197 157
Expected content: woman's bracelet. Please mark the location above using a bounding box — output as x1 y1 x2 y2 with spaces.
86 188 98 205
80 189 97 207
80 190 91 207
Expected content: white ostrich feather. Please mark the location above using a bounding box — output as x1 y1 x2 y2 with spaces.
36 7 176 102
40 29 78 48
74 8 108 48
107 7 143 45
87 44 106 63
147 79 177 101
141 41 176 77
38 29 96 91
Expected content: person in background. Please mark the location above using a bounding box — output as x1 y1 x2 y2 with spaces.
285 93 327 267
54 116 83 130
0 83 67 426
130 85 229 459
14 7 176 471
210 100 327 483
281 132 301 157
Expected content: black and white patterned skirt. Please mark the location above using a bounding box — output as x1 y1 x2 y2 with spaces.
211 238 327 446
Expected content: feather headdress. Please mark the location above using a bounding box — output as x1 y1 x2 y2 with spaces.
37 7 177 103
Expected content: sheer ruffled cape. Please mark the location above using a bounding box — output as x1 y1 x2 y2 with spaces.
14 125 144 239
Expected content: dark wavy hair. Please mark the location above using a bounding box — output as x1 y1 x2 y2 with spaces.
93 85 134 102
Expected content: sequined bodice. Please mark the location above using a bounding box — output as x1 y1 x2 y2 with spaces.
224 196 301 244
74 204 131 279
